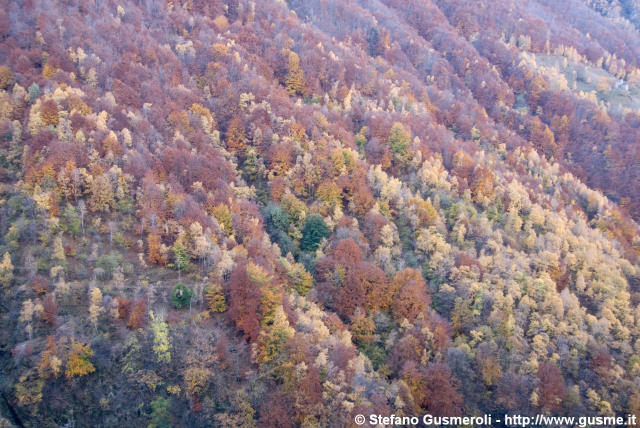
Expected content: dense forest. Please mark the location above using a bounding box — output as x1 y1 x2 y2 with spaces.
0 0 639 426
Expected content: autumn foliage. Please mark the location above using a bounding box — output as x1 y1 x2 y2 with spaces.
1 0 640 425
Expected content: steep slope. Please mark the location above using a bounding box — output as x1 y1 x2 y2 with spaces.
0 0 639 426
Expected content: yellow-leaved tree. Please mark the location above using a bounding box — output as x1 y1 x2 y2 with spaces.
205 282 226 313
0 252 14 289
89 287 103 331
66 339 95 378
285 51 305 96
150 311 171 363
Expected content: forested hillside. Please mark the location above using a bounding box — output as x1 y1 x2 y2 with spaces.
0 0 639 426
